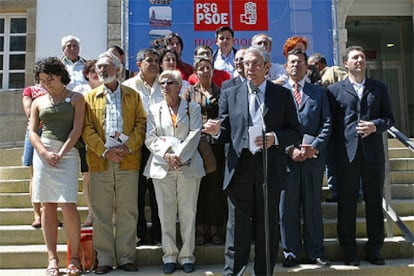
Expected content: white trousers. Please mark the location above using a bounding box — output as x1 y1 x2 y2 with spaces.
153 170 201 265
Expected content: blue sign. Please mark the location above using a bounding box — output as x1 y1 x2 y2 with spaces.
128 0 333 72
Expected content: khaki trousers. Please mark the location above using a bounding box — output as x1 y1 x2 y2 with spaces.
153 170 200 265
90 161 138 267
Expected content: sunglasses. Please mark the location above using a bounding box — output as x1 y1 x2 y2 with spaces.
159 81 176 86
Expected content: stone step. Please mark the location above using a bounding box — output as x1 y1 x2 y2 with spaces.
391 184 414 199
0 192 87 208
391 171 414 184
0 237 412 269
1 216 413 245
390 158 414 171
0 179 84 193
1 259 414 276
389 148 414 158
0 148 24 166
0 166 30 180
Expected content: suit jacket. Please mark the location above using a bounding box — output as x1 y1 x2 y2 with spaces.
221 76 244 90
144 100 205 179
82 84 147 172
285 81 331 166
328 77 394 163
217 81 301 190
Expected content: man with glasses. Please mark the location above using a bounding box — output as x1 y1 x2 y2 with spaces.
221 48 247 90
213 26 238 76
123 48 163 246
204 46 300 275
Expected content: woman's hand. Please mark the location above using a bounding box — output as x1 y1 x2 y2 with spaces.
164 153 182 170
43 151 61 167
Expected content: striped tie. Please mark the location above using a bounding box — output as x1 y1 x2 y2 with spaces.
293 83 301 106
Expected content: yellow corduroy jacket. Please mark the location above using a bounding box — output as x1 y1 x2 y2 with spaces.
82 84 147 172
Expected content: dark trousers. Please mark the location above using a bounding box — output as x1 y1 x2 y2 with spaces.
336 144 385 259
138 145 161 241
224 150 280 276
280 161 325 260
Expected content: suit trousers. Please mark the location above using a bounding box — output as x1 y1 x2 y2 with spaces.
90 161 139 267
336 144 385 259
280 161 325 260
224 150 280 276
152 170 201 265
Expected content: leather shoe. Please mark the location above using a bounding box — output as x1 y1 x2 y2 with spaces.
311 257 330 266
283 255 299 267
325 196 338 202
163 263 176 274
344 257 360 266
95 266 112 274
366 254 385 265
119 263 138 271
182 263 194 273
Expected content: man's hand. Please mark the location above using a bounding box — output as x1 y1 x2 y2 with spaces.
203 119 221 136
356 120 377 138
105 145 129 163
255 132 275 149
301 144 318 159
288 147 305 162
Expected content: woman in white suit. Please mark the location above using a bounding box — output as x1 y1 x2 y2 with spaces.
144 70 205 274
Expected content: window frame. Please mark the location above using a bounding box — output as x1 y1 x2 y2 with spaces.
0 14 27 90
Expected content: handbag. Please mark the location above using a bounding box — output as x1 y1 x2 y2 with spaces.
67 228 97 272
198 135 217 174
185 99 217 174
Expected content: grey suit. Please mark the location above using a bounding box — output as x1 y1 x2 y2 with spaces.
280 81 331 260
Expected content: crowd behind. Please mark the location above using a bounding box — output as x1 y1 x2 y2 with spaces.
22 25 394 276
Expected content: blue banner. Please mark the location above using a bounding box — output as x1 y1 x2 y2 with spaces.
128 0 333 71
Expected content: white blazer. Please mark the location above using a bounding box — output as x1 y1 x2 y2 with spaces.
144 99 205 179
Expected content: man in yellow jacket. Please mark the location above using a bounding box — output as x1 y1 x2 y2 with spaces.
82 51 146 274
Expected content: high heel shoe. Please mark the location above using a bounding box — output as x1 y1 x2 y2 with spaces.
45 257 59 276
67 257 81 275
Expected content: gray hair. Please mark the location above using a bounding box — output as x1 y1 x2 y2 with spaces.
159 69 182 87
136 48 160 62
245 46 271 64
61 35 80 49
97 52 122 79
251 33 272 47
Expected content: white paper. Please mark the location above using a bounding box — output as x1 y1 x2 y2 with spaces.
248 125 262 154
104 130 129 148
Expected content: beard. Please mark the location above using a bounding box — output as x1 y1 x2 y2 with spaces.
99 74 117 84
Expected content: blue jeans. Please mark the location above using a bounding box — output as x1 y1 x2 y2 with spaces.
22 129 42 166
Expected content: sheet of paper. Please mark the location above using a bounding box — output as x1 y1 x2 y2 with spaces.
248 125 262 154
302 133 316 145
104 130 129 148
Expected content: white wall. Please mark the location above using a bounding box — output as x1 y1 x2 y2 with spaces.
36 0 107 60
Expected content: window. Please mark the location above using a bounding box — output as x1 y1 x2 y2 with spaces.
0 15 26 90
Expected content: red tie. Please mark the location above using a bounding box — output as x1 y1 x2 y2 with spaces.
294 83 301 105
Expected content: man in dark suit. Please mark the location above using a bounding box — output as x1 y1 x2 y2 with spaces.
204 46 300 275
221 48 247 90
279 49 331 267
328 45 394 266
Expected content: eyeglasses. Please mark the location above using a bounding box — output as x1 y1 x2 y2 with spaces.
243 61 264 68
39 76 55 84
159 81 176 86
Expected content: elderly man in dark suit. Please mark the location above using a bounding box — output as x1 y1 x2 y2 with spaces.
328 45 394 266
279 49 331 267
204 46 300 275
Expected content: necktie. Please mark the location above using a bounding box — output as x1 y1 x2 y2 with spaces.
249 86 262 126
293 83 301 106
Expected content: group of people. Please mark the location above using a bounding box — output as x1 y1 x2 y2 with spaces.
22 25 394 276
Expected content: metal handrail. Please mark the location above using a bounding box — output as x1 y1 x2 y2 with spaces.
383 127 414 244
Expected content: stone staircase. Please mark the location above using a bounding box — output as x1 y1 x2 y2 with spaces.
0 139 413 275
